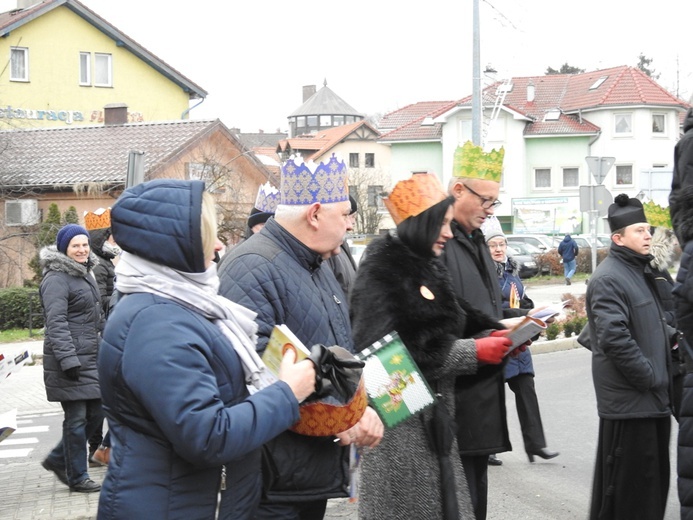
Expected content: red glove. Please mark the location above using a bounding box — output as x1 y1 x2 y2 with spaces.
475 335 512 365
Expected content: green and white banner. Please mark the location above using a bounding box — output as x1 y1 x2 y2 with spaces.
357 332 435 429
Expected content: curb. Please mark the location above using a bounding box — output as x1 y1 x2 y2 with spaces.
532 336 580 354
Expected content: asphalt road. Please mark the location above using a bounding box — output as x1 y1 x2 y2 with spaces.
326 347 680 520
487 347 679 520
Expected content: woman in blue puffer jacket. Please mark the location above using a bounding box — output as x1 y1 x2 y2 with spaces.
97 179 315 520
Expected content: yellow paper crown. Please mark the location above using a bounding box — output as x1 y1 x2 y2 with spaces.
452 141 504 182
84 208 111 230
643 200 672 229
384 173 447 225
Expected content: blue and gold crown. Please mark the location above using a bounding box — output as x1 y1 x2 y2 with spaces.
453 141 504 182
254 182 280 214
281 154 349 205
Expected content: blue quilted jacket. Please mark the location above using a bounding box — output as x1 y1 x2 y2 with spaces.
218 217 352 503
98 180 300 519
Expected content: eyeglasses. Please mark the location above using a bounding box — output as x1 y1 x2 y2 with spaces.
464 184 502 209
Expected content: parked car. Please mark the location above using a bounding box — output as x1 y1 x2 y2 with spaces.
350 244 367 266
506 234 555 252
553 234 608 250
506 244 539 279
506 241 550 275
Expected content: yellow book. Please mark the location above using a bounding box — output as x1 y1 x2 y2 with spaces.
262 324 312 378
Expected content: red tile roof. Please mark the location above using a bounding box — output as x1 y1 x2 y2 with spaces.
381 66 689 140
378 101 455 130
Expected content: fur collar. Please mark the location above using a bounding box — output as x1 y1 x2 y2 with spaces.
649 227 675 271
40 245 97 278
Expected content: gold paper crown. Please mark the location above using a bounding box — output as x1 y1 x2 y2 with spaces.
643 200 672 229
84 208 111 230
384 173 447 225
254 182 280 214
452 141 505 182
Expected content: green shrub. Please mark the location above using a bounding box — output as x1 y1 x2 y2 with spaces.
0 288 44 331
545 321 561 341
563 319 576 337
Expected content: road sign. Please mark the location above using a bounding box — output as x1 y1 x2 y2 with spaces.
585 156 615 184
579 185 612 216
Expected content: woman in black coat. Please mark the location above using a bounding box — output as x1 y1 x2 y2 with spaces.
349 173 511 519
39 223 105 493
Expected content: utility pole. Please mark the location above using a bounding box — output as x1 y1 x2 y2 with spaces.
471 0 481 146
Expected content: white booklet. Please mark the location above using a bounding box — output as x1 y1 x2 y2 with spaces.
506 316 547 351
531 300 570 321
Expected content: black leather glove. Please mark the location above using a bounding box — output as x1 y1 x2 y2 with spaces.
64 366 80 381
307 344 365 404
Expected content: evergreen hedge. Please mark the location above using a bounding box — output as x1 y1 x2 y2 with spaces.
0 287 44 331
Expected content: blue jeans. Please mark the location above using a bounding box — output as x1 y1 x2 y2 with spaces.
564 259 576 279
45 399 103 486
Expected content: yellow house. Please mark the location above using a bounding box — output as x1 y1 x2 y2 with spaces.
0 0 206 129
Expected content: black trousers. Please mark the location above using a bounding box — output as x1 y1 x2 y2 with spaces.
589 416 671 520
254 499 327 520
461 454 488 520
507 373 547 452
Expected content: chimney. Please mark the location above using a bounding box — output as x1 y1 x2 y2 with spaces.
526 82 535 103
104 103 128 126
302 85 316 102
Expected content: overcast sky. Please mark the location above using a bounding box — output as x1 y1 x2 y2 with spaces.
6 0 693 132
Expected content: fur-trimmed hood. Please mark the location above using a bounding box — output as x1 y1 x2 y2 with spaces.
40 245 98 278
649 226 676 272
670 184 693 244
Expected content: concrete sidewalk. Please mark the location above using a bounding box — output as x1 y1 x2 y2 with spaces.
0 278 586 519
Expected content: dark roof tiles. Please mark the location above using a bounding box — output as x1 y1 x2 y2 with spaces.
1 119 222 186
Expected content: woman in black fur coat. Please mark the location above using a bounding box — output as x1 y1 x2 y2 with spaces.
349 173 512 520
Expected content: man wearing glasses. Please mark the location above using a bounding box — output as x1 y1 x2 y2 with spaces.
441 141 509 520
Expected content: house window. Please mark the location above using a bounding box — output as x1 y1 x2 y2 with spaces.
367 185 383 208
334 115 344 125
320 115 331 127
94 53 112 87
652 113 666 134
365 153 375 168
186 162 208 180
79 52 91 85
615 165 633 185
10 47 29 81
307 115 318 127
614 113 632 134
562 167 579 187
534 168 551 188
349 153 359 168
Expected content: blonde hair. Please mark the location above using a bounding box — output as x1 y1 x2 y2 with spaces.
200 192 217 260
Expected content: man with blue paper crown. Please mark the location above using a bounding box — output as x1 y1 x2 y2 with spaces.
246 182 280 238
218 153 384 519
442 141 534 520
